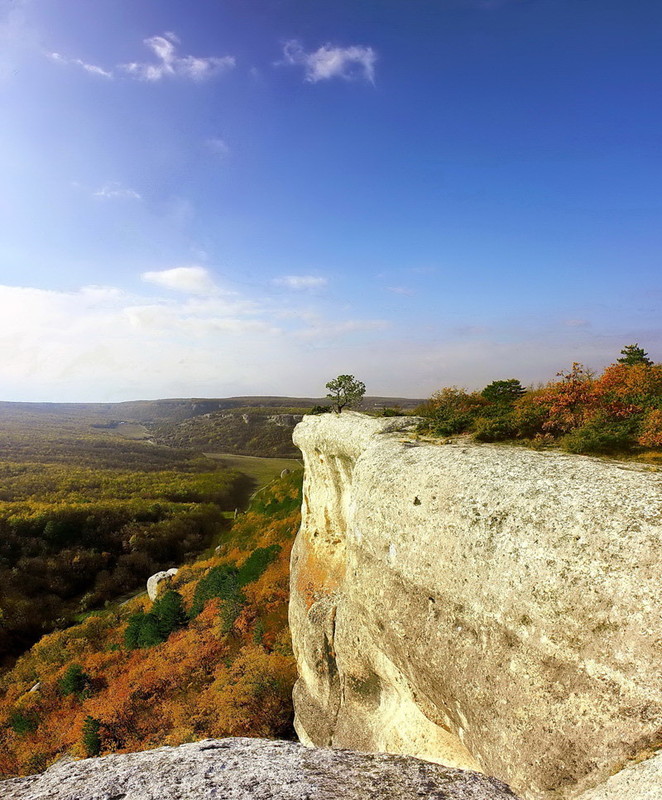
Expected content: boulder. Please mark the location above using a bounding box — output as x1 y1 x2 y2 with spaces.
146 568 178 602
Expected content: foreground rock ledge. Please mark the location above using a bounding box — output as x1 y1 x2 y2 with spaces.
1 738 521 800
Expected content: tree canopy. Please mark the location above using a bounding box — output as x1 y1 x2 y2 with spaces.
617 344 653 366
325 375 366 413
481 379 526 405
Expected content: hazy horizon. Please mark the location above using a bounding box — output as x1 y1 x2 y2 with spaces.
1 0 660 402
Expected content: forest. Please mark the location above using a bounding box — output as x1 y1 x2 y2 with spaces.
0 471 301 776
0 408 252 665
418 345 662 458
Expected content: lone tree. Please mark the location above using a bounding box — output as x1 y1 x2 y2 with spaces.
617 343 653 366
325 375 366 413
82 716 102 757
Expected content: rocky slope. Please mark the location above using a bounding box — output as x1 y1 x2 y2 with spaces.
289 413 662 800
1 738 520 799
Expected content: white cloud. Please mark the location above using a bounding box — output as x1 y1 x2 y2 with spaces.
48 51 113 78
273 275 328 290
122 32 235 82
141 266 218 295
93 182 142 200
0 277 395 401
282 40 377 84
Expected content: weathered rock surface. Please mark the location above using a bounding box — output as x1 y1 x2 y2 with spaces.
290 413 662 800
0 737 521 799
575 751 662 800
146 568 178 601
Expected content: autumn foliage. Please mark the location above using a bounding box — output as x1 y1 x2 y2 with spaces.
419 345 662 456
0 472 302 777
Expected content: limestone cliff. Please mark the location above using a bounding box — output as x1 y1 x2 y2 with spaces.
289 413 662 800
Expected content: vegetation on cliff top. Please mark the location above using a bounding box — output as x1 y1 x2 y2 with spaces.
418 345 662 458
0 471 302 777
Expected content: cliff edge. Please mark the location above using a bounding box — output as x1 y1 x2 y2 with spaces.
290 413 662 800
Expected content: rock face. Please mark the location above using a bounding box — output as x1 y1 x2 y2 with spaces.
146 568 178 601
290 413 662 800
575 752 662 800
269 413 304 427
0 738 521 800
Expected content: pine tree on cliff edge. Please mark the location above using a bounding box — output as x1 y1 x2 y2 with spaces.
617 344 653 366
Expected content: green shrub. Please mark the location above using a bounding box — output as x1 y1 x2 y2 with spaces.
125 590 188 649
151 590 188 639
82 715 101 757
249 483 301 516
136 613 163 648
473 415 517 442
219 593 246 634
9 710 39 735
189 560 261 632
237 546 281 586
431 412 474 436
561 417 638 454
124 611 163 649
58 663 93 699
421 388 488 436
124 613 144 649
190 565 242 618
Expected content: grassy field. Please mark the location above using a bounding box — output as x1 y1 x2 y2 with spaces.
114 422 151 440
204 452 303 490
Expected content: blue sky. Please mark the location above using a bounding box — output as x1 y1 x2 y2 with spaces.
0 0 660 401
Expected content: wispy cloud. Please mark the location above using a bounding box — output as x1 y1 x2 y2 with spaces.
0 276 396 400
121 32 235 82
47 32 234 83
48 51 112 78
282 40 377 84
273 275 328 290
93 182 142 200
0 276 648 402
141 266 218 295
387 286 415 296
